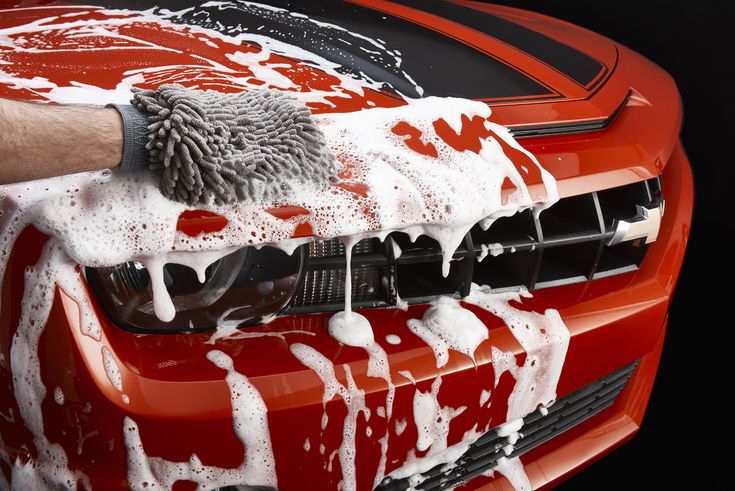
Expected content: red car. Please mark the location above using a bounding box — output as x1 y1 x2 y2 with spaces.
0 1 692 490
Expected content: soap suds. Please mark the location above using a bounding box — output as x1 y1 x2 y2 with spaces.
53 386 65 406
326 238 396 486
373 432 390 489
386 424 483 483
394 418 408 436
289 343 368 491
7 241 89 490
101 346 123 392
385 334 401 345
465 284 570 422
411 377 466 454
407 296 488 368
386 287 570 487
495 457 532 491
0 6 563 491
124 350 276 489
479 389 492 408
478 242 504 262
328 307 394 418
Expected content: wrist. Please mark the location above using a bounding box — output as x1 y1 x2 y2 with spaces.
107 103 149 171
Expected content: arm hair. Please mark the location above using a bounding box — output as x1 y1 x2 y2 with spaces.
0 97 123 184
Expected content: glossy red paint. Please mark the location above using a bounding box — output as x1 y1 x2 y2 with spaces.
392 122 439 158
176 210 229 237
0 2 693 490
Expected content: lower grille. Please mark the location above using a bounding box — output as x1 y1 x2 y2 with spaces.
286 178 662 313
376 362 638 491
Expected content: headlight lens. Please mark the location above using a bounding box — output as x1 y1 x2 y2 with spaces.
86 246 304 333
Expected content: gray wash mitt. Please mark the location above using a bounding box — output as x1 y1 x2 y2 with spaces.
119 84 337 205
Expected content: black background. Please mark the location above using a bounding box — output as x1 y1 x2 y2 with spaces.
489 1 731 488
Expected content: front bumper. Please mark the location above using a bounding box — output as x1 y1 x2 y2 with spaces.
0 139 692 490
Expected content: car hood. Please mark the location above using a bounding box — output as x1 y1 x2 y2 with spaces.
0 0 679 201
2 1 619 117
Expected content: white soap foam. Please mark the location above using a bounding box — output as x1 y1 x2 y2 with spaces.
385 334 401 345
465 284 570 422
490 346 518 388
327 234 396 480
0 7 382 109
101 346 123 392
0 94 556 329
328 309 394 418
124 350 276 489
226 50 297 90
477 244 490 263
206 350 276 485
53 386 65 406
495 456 532 491
7 241 90 489
488 243 504 257
1 7 561 491
387 424 483 482
496 418 523 445
477 242 504 263
373 432 390 489
387 287 570 488
479 389 492 408
289 343 368 491
390 237 402 259
395 294 408 312
394 418 408 436
412 377 466 454
406 296 488 368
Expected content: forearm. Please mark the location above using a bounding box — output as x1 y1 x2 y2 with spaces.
0 98 123 184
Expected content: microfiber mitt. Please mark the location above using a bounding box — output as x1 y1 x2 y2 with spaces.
112 84 337 205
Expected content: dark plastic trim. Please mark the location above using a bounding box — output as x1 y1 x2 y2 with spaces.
376 362 638 491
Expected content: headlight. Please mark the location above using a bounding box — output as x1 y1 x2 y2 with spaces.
85 246 304 333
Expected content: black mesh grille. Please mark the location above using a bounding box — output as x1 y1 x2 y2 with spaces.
376 362 638 491
286 178 662 313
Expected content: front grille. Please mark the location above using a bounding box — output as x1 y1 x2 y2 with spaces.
286 178 662 313
376 362 638 491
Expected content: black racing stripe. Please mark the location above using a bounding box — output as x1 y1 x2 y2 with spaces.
395 0 605 87
89 0 553 100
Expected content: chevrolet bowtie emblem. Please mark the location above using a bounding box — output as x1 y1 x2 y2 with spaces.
607 202 665 246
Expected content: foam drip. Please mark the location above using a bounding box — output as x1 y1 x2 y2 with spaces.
412 377 466 454
0 7 563 491
386 287 570 488
101 346 123 392
123 350 276 489
8 240 88 490
494 457 532 490
465 284 570 421
289 343 368 491
406 296 488 368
